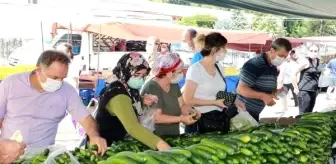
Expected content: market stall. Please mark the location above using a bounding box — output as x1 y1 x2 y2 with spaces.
14 111 336 164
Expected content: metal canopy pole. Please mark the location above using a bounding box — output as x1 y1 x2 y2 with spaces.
67 22 73 44
40 21 44 51
97 24 102 71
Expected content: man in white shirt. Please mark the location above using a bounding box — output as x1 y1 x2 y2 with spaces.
278 50 299 106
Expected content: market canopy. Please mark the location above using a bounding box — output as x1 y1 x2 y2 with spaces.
57 22 270 50
185 0 336 19
229 37 336 52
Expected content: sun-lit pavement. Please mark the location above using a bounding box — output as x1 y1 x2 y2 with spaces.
260 92 336 119
55 93 336 149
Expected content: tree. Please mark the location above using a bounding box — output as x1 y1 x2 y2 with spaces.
178 14 218 29
284 20 313 37
285 19 336 37
214 19 234 30
231 10 249 30
149 0 227 10
252 13 287 36
167 0 191 5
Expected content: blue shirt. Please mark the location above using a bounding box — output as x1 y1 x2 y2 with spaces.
327 59 336 77
178 52 203 88
191 52 203 64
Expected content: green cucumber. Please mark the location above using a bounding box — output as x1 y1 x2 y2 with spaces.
201 139 235 155
115 151 146 163
137 152 160 164
168 148 192 158
266 155 280 164
188 146 219 161
239 148 253 156
106 156 138 164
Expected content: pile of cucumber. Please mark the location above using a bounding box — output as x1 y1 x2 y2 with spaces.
14 111 336 164
98 111 336 164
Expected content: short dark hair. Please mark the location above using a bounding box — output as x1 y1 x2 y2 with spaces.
290 50 295 54
36 50 71 67
271 38 292 52
200 32 227 57
187 28 197 39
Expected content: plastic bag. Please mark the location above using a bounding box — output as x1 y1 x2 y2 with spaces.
139 94 158 132
139 104 158 132
230 109 259 131
273 89 288 113
44 147 79 164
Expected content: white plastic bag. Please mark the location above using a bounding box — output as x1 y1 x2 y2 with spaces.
273 89 288 113
44 147 79 164
230 109 259 131
139 103 158 132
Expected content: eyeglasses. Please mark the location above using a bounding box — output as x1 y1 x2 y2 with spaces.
310 50 318 52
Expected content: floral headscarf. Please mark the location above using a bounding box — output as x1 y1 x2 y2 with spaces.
113 52 150 103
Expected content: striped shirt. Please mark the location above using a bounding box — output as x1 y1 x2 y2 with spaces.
237 53 278 113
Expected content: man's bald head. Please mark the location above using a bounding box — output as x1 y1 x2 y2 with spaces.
183 28 197 50
56 43 74 59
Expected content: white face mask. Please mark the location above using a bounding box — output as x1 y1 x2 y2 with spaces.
308 49 318 59
38 72 63 92
182 43 192 52
146 44 154 53
216 53 226 61
171 73 184 84
271 55 286 66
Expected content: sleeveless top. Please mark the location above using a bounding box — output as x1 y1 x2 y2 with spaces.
298 58 321 92
95 81 137 146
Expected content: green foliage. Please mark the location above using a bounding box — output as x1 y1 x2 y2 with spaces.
214 19 234 30
178 14 218 29
285 19 336 37
149 0 227 10
231 10 249 30
251 12 287 36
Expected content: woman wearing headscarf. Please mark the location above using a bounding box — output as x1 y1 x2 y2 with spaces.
95 52 170 151
140 53 200 136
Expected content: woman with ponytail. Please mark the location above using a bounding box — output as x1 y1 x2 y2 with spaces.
191 33 206 64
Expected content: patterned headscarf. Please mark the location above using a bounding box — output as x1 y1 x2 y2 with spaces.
113 52 150 103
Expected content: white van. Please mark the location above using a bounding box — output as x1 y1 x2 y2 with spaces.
7 30 195 71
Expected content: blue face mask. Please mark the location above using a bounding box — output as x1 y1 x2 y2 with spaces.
127 76 145 89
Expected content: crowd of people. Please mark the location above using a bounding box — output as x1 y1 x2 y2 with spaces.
0 27 326 163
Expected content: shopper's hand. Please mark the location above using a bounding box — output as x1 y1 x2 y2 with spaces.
192 109 201 120
294 88 299 95
156 140 170 151
89 136 107 155
0 139 26 164
143 94 158 106
214 99 227 109
234 98 246 111
261 93 277 106
180 114 197 125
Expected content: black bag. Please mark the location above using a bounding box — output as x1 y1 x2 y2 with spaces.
215 64 237 108
197 110 230 133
